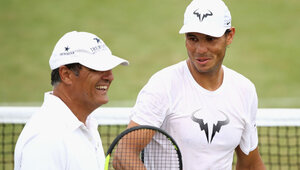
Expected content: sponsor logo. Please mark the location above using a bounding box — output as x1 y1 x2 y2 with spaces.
60 46 74 56
191 109 230 143
90 44 107 53
193 9 213 22
90 37 108 53
65 46 70 51
93 38 101 43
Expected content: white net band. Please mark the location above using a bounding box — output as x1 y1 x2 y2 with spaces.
0 107 300 126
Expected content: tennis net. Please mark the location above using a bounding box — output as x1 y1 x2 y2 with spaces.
0 107 300 170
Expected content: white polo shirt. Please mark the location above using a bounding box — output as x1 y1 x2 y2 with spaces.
131 61 258 170
14 92 105 170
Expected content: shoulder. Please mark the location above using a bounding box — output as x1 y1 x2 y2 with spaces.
16 105 70 153
223 66 258 113
224 66 256 91
18 119 67 153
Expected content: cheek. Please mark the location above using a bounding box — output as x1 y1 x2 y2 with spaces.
211 42 227 57
213 49 225 60
186 43 195 54
79 78 94 93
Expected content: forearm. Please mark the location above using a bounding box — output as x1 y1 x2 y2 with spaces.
113 153 146 170
235 146 266 170
236 160 266 170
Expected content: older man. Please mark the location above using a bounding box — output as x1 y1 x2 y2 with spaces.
14 31 128 170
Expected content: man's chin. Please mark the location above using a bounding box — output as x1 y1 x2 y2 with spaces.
98 98 109 105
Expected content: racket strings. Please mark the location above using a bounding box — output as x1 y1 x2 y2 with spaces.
108 129 181 170
143 132 181 169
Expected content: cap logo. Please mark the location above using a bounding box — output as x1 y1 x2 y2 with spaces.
225 21 231 26
65 46 70 51
93 38 101 43
59 46 75 56
193 9 213 22
90 38 108 53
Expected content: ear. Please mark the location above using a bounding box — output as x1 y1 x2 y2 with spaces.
58 66 73 85
226 27 235 46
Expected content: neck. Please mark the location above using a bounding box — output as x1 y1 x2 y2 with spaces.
187 60 224 91
53 86 92 124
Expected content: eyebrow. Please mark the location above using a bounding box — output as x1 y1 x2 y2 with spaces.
186 33 196 37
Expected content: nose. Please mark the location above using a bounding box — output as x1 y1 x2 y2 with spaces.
102 70 114 82
196 41 208 54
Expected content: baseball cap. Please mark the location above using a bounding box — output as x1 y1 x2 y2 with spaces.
49 31 129 71
179 0 231 37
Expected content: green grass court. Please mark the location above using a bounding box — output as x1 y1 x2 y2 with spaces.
0 0 299 107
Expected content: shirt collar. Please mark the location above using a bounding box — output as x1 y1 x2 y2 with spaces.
43 91 85 132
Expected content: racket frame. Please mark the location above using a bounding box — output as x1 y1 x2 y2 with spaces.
105 125 183 170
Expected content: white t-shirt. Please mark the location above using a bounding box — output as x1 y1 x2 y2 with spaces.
14 92 105 170
131 61 258 170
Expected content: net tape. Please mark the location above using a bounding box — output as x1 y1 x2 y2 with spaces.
1 107 300 126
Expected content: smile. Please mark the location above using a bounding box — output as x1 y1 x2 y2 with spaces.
96 85 108 90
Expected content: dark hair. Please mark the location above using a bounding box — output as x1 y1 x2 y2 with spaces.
224 29 231 35
51 63 82 86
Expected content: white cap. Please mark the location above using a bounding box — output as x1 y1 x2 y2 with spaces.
49 31 129 71
179 0 231 37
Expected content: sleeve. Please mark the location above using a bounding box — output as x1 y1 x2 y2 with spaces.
19 134 67 170
130 73 170 128
239 84 259 155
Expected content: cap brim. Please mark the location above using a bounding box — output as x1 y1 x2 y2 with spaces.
179 24 226 38
79 54 129 71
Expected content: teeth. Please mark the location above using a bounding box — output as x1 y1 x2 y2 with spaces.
96 85 107 90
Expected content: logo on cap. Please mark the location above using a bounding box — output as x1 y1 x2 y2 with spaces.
65 46 70 51
93 38 101 43
60 46 74 56
193 9 213 22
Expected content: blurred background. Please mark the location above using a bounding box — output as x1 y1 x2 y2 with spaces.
0 0 299 108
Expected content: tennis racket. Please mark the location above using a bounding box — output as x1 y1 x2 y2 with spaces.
104 125 183 170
